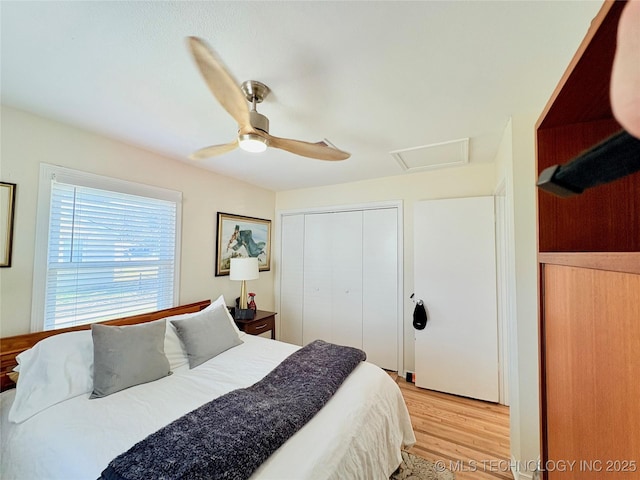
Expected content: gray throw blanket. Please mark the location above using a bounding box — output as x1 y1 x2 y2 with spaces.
100 340 366 480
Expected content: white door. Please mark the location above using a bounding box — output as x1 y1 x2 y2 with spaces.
414 196 498 402
303 211 363 348
280 214 304 345
329 211 363 349
363 208 398 370
303 213 333 345
280 204 402 372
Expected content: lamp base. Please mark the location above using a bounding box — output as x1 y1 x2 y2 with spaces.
239 280 248 309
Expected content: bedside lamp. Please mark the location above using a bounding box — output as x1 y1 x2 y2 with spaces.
230 257 259 310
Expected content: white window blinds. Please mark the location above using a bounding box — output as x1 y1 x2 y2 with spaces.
42 177 179 330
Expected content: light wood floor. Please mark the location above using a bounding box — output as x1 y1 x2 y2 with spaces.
393 376 513 480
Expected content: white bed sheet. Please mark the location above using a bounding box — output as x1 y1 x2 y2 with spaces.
1 335 415 480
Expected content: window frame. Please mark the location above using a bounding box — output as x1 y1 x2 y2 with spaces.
31 164 182 332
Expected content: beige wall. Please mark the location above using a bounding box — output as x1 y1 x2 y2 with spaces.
0 106 276 337
494 120 523 461
510 112 540 477
275 162 497 372
495 114 540 479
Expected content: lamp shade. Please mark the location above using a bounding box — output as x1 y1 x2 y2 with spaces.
229 257 259 281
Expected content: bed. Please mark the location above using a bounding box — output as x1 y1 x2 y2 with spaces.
0 298 416 480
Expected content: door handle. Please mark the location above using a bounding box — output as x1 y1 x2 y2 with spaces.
413 300 428 330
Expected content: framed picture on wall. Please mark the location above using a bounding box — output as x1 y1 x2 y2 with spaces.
216 212 271 276
0 182 16 268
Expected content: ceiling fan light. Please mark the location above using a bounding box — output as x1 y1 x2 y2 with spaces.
239 133 268 153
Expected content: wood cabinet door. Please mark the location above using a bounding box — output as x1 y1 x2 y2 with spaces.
543 265 640 479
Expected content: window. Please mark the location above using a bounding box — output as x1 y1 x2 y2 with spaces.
32 165 182 331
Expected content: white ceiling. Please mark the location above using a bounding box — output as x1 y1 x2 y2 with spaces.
1 1 602 191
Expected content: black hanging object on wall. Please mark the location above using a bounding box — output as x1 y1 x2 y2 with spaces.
413 300 428 330
537 129 640 198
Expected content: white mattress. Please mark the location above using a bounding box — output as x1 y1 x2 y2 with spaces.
0 335 415 480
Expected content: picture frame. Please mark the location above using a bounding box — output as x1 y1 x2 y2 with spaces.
216 212 271 276
0 182 17 268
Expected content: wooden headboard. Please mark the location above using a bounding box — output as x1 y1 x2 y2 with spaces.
0 300 211 392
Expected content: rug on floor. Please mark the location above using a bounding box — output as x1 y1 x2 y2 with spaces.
391 451 456 480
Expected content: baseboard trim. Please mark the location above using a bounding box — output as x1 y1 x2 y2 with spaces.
514 471 535 480
511 455 537 480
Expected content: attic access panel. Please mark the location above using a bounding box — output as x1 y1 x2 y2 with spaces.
391 138 469 172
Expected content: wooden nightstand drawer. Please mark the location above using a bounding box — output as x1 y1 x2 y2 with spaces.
235 310 276 339
244 315 274 336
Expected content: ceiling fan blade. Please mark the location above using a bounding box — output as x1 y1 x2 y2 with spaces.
266 135 350 161
189 140 239 160
187 37 251 131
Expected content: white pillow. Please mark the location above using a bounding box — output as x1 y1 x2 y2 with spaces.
7 298 236 423
163 295 243 370
164 322 190 371
8 330 93 424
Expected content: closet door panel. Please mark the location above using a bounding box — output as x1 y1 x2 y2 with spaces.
280 214 304 345
302 213 333 345
281 206 401 371
362 208 398 370
330 211 363 349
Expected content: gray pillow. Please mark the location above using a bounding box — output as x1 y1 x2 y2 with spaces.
170 304 243 369
90 319 170 399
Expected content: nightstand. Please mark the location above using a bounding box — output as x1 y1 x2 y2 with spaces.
234 310 276 339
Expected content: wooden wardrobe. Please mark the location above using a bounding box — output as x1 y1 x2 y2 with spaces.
536 1 640 479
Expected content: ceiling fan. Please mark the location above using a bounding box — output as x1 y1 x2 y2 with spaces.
187 37 350 162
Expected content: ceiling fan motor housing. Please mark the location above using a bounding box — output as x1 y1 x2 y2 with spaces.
249 110 269 134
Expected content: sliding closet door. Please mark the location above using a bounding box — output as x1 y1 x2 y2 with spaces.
280 204 402 372
303 213 333 344
330 211 363 349
363 208 398 370
303 211 363 348
279 214 304 345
